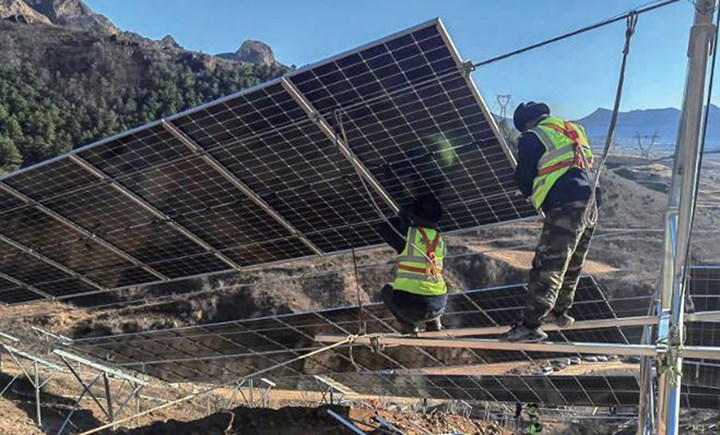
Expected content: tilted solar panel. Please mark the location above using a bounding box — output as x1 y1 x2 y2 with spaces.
0 19 535 305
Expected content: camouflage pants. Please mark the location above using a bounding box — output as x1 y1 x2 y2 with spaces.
523 200 596 327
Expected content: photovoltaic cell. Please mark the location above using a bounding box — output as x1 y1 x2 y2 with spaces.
0 288 44 304
689 265 720 311
69 277 638 383
685 266 720 355
3 157 98 201
77 124 194 180
0 19 535 305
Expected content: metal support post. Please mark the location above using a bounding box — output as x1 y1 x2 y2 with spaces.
636 324 656 435
314 375 352 405
103 373 115 426
257 378 276 408
55 350 147 432
34 361 41 427
57 374 102 435
373 416 406 434
656 1 717 434
3 347 63 428
227 380 243 409
326 409 367 434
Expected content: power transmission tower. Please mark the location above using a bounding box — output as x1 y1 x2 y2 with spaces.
496 94 512 119
634 131 659 159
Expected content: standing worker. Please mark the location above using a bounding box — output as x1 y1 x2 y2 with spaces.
378 194 447 334
502 102 601 342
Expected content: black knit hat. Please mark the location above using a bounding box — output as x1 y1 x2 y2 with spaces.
411 194 442 224
513 102 550 132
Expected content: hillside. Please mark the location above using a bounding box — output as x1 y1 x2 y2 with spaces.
574 105 720 152
0 2 287 172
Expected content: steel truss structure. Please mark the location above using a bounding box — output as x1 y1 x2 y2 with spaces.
0 344 64 427
53 349 148 435
225 377 277 409
0 334 155 434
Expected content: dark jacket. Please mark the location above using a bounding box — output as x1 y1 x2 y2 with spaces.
377 206 442 252
378 215 410 254
514 130 602 212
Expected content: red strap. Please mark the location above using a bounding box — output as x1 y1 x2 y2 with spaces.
397 264 444 274
537 160 574 176
539 121 593 176
543 121 580 143
417 227 440 255
415 228 441 279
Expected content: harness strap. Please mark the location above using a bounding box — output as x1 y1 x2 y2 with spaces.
417 228 441 279
538 121 593 176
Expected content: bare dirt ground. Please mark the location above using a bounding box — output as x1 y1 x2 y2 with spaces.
122 406 510 435
0 364 508 435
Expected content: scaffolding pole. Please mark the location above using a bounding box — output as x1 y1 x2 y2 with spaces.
655 1 717 434
315 334 720 360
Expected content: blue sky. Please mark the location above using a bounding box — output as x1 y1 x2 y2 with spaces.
84 0 714 119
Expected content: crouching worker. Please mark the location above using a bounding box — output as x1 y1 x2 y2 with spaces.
377 194 447 334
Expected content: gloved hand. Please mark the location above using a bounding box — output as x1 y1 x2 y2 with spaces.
397 205 414 226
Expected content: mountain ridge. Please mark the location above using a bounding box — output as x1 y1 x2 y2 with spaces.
575 104 720 150
0 0 277 65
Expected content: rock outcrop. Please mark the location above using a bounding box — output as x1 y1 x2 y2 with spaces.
217 40 276 66
0 0 51 24
24 0 118 34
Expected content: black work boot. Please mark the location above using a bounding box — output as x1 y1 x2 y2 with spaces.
400 321 419 335
500 323 548 343
425 318 442 332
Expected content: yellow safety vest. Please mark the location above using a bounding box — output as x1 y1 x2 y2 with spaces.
529 116 594 210
393 227 447 296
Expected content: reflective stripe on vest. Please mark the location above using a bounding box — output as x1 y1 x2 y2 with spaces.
393 227 447 296
529 116 594 210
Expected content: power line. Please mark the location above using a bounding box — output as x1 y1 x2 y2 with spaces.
473 0 680 68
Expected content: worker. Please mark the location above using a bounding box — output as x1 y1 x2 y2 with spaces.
377 194 447 334
502 102 601 343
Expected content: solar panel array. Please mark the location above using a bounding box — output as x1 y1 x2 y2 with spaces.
69 276 644 383
0 19 535 305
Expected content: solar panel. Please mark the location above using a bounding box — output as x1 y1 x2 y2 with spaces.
69 276 641 383
685 266 720 350
0 19 535 305
284 373 640 407
279 372 718 410
684 360 720 388
689 266 720 311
